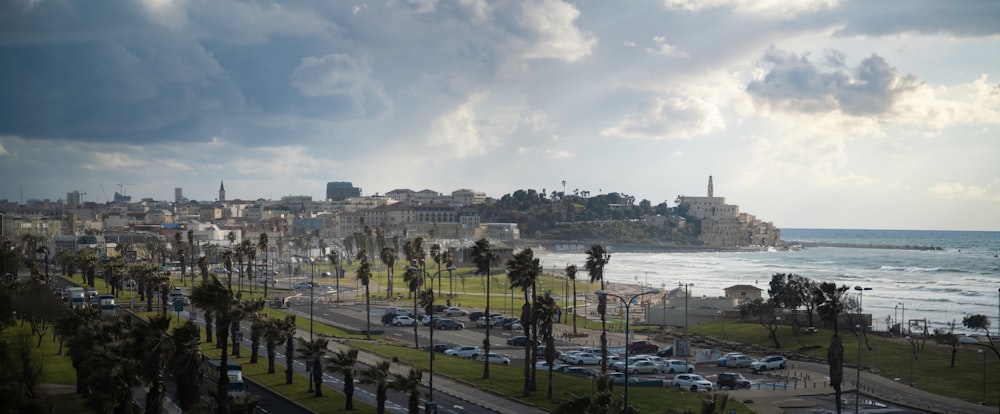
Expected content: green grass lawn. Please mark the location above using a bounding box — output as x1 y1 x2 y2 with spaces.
690 320 999 407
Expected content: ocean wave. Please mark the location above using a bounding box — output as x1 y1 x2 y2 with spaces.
877 265 968 273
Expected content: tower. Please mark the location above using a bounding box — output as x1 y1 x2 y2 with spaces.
219 181 226 202
707 175 714 197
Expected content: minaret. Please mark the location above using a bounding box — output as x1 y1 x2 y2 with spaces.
219 181 226 202
707 175 714 197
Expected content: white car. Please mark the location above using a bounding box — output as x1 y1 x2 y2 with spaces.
391 315 415 326
621 360 660 374
474 352 511 365
293 281 313 289
725 354 753 368
535 361 568 371
443 307 468 316
565 352 602 365
444 346 481 358
661 359 695 373
751 355 787 372
672 374 714 391
612 356 651 372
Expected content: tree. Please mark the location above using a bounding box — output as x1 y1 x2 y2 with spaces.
470 238 499 379
326 349 359 410
356 249 373 339
933 321 961 368
379 247 396 299
359 360 391 414
584 244 611 373
262 317 286 374
430 243 443 293
189 275 250 414
737 298 781 348
565 264 578 335
133 314 174 414
813 281 850 414
327 250 341 303
259 233 270 298
535 292 558 399
552 372 628 414
389 368 423 414
296 337 329 397
283 315 297 384
506 247 541 395
168 320 204 411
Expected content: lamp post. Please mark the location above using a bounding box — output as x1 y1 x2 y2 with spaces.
979 349 987 406
718 309 724 337
899 302 906 335
894 304 899 335
447 264 456 300
294 254 316 393
500 282 507 315
905 335 915 386
595 288 660 414
853 285 871 414
679 282 693 364
959 335 1000 412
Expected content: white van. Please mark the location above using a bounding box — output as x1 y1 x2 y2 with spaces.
66 287 86 308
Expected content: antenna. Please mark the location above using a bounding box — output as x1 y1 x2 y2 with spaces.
117 183 135 196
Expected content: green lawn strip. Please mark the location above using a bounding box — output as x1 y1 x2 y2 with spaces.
259 307 372 339
2 325 76 385
690 321 998 406
359 342 754 413
198 341 378 413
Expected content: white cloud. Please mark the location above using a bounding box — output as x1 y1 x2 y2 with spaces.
601 96 725 140
930 181 1000 201
428 93 498 158
290 53 372 96
662 0 838 18
646 36 690 58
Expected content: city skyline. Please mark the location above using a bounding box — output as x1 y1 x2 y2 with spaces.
1 1 998 231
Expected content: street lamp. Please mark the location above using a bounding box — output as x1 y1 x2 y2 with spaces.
595 288 660 414
959 335 1000 411
905 335 915 386
679 282 693 364
718 309 724 337
898 302 906 335
853 285 871 414
979 349 987 406
447 264 457 300
294 254 316 393
500 282 507 315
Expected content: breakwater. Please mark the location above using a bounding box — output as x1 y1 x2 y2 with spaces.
789 241 943 251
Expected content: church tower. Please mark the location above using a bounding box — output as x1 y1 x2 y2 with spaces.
219 180 226 202
707 175 714 197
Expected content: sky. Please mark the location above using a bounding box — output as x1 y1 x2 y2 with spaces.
1 0 999 231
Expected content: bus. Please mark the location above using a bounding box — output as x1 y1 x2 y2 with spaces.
205 359 246 396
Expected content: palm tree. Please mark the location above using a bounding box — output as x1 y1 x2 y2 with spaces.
389 368 423 414
565 264 578 335
296 337 329 397
54 306 101 392
222 250 234 292
175 232 186 280
283 315 297 384
442 250 455 300
356 250 374 339
78 247 100 287
402 264 422 348
259 233 270 298
506 247 541 395
584 244 611 373
430 243 443 293
198 256 210 284
380 247 396 299
243 239 257 294
326 349 359 410
359 360 391 414
189 275 241 414
250 318 266 364
102 255 125 297
169 320 204 411
262 317 286 374
535 293 558 399
133 314 174 414
814 281 850 413
187 230 196 285
470 238 499 379
327 250 341 303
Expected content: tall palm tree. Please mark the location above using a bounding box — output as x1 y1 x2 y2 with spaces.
102 255 125 297
54 306 101 393
430 243 443 293
326 348 359 410
262 317 286 374
78 247 100 287
222 250 234 292
250 318 266 364
584 244 611 373
283 315 297 384
327 250 341 303
356 249 373 339
506 247 541 395
133 314 173 414
565 264 578 335
190 275 243 414
169 320 204 411
296 337 329 397
198 256 210 284
814 281 850 413
259 233 270 298
243 239 256 294
187 230 196 285
470 238 499 379
359 360 391 414
380 247 396 299
442 250 455 300
175 232 186 280
389 368 423 414
535 293 558 400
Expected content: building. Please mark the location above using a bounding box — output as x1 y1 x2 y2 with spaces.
219 181 226 202
676 176 781 247
326 182 362 201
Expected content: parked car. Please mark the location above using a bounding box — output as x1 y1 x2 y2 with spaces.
535 361 568 371
565 352 602 365
561 367 597 378
258 276 276 285
443 307 468 316
627 340 659 354
612 356 651 372
656 345 674 357
501 317 521 329
391 315 416 326
424 343 453 353
716 372 751 390
717 352 744 367
474 352 511 365
672 374 714 391
467 311 486 322
622 360 660 374
535 346 562 359
507 336 539 346
474 317 490 328
608 372 640 384
750 355 787 372
293 281 314 289
661 359 695 374
419 315 441 326
433 319 465 330
444 346 480 358
725 354 753 368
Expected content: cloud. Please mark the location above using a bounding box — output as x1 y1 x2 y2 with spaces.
646 36 690 58
930 180 1000 201
746 47 920 116
601 96 725 140
662 0 837 18
832 0 1000 37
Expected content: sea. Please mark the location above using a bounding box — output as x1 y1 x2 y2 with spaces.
535 229 1000 334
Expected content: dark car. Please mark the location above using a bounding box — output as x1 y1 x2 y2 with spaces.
502 317 521 330
717 372 751 390
536 345 562 359
432 319 465 330
562 367 597 378
627 340 659 354
424 343 453 353
507 336 539 346
381 310 410 325
656 345 674 357
468 311 486 322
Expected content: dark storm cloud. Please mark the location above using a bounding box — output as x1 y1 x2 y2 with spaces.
746 48 920 116
835 0 1000 37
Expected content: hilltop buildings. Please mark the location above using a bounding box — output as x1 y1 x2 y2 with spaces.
675 176 780 248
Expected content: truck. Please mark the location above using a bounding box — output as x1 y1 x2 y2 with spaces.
66 287 86 308
205 359 246 396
